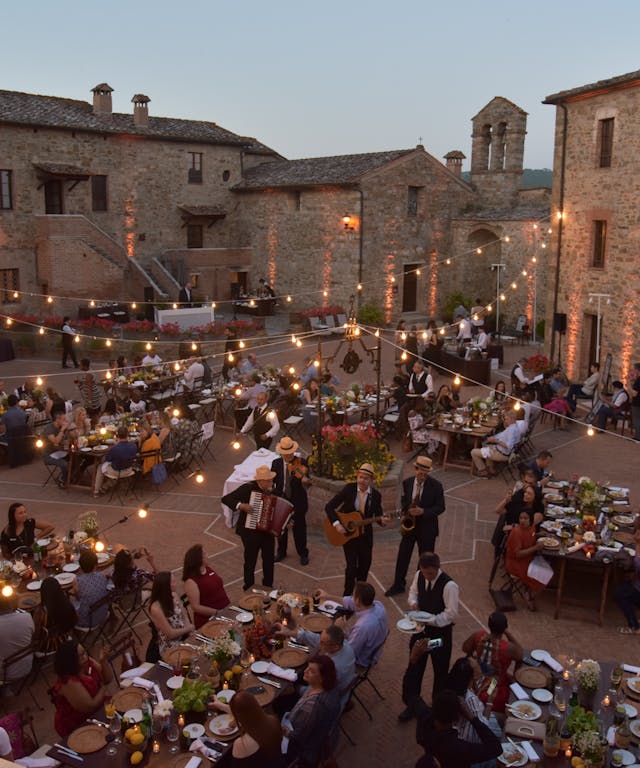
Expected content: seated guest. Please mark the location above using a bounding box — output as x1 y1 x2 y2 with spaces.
44 386 66 418
494 484 543 543
462 611 523 715
488 381 507 404
158 410 176 458
391 374 409 409
172 403 203 463
138 422 161 475
238 353 260 378
471 411 520 477
566 362 600 412
596 380 629 430
181 357 204 393
52 640 111 738
505 511 546 610
0 588 34 683
128 388 147 415
141 350 162 367
615 518 640 634
112 547 156 593
283 654 341 768
0 394 33 468
42 410 71 488
445 657 501 744
34 577 78 653
1 502 54 558
435 385 454 412
211 691 283 767
319 373 336 397
68 405 92 437
93 426 138 496
148 571 194 659
73 550 110 629
241 374 267 410
98 398 122 425
116 355 132 376
549 367 569 397
527 450 553 485
182 544 230 629
415 689 502 768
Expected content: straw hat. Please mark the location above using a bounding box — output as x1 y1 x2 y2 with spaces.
275 436 299 455
358 463 376 477
254 465 276 481
414 456 432 470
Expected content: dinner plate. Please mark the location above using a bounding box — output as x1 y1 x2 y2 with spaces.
498 743 527 767
250 661 268 674
613 515 635 526
319 601 340 614
269 589 278 600
623 702 638 718
26 580 41 591
629 718 640 739
462 427 473 432
407 610 433 623
96 552 110 563
62 563 80 572
216 690 236 704
209 714 238 738
183 723 205 739
37 538 50 547
530 649 548 662
613 749 636 766
539 537 560 550
81 447 92 453
236 611 254 623
627 677 640 694
123 708 143 723
166 676 185 690
54 573 76 586
532 688 553 703
509 700 542 720
397 618 418 632
544 494 563 503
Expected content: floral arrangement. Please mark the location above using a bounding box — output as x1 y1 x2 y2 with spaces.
572 729 604 763
311 423 394 482
73 530 89 545
122 319 155 334
525 354 550 375
277 593 300 609
153 700 173 718
575 659 601 692
77 511 99 537
204 633 241 666
300 305 345 320
158 322 181 337
575 477 606 515
470 398 491 413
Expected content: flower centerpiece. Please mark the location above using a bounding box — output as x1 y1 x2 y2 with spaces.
77 511 99 540
575 477 606 516
311 423 394 482
204 632 241 670
575 659 601 710
572 729 605 767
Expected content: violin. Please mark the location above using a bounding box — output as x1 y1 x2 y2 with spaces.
289 456 309 481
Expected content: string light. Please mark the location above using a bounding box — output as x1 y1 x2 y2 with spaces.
89 300 95 307
94 540 105 553
296 339 302 347
288 366 296 375
510 282 517 290
293 382 300 391
35 438 44 449
415 269 421 276
174 362 180 371
12 291 18 299
5 318 12 326
238 340 245 349
105 339 111 347
227 353 234 362
286 295 292 303
439 327 445 335
249 299 256 307
131 302 137 310
105 371 112 380
1 586 13 598
445 258 451 265
137 507 148 518
194 471 205 484
587 426 595 437
36 376 43 386
323 291 328 298
401 351 407 361
390 276 395 283
146 342 152 351
500 293 506 301
74 335 80 343
232 440 241 450
172 408 180 418
47 296 53 304
476 248 482 254
401 332 407 341
357 284 362 291
38 327 45 335
172 303 178 309
503 236 510 242
191 342 198 351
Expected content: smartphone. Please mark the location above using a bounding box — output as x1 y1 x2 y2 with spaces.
522 655 542 667
486 677 498 697
426 638 443 650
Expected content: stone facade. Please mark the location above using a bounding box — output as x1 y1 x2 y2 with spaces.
544 70 640 382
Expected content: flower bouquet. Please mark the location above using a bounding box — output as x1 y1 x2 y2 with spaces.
204 632 241 667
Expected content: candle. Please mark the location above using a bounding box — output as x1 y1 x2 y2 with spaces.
603 694 611 707
586 550 592 559
177 714 185 727
562 670 570 681
564 747 572 758
223 681 229 690
249 654 255 664
282 618 288 627
152 741 160 754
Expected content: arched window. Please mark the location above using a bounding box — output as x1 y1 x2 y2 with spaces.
496 122 508 170
482 124 492 170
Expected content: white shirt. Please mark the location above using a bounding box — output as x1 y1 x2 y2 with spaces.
240 406 280 438
182 361 204 390
457 318 472 340
407 569 459 626
476 331 489 350
513 364 530 385
142 354 162 367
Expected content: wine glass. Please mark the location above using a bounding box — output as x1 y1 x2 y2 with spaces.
240 648 251 682
107 714 121 755
166 720 180 754
553 684 567 713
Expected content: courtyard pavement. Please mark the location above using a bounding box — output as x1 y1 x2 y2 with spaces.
0 329 638 767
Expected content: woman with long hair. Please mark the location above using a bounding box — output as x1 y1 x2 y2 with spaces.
212 691 283 767
182 545 229 629
0 502 54 558
505 511 546 610
52 640 111 738
148 571 194 658
112 547 156 593
445 657 500 752
34 577 78 653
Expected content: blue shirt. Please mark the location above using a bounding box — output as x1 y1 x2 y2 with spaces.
342 597 388 667
106 440 138 470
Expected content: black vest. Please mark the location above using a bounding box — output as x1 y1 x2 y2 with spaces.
418 571 453 639
252 406 270 436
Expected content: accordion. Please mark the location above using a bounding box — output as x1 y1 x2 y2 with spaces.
246 492 294 537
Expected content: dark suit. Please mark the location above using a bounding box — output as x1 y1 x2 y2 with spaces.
325 482 383 596
178 288 192 307
271 456 309 560
220 481 279 590
391 476 445 590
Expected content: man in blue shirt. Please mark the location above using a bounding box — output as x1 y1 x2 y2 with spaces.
93 426 138 496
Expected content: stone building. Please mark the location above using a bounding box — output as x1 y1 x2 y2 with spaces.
543 70 640 382
0 82 549 328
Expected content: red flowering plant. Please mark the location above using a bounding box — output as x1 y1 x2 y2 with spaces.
310 422 394 482
158 322 181 337
525 354 550 375
6 313 40 327
122 319 155 334
77 317 116 331
300 305 345 320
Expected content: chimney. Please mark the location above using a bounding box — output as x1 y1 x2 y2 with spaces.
91 83 114 115
132 94 150 127
444 150 466 178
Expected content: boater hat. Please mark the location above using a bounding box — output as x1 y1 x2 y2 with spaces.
254 465 276 481
275 436 299 455
358 463 375 477
414 456 432 470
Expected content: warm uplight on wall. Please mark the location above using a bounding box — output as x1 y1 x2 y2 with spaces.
342 213 354 231
503 236 510 243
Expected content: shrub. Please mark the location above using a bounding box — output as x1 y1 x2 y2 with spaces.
357 304 385 326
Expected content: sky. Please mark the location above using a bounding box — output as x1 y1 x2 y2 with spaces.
4 1 640 170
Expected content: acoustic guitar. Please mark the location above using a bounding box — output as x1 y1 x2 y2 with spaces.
324 509 403 547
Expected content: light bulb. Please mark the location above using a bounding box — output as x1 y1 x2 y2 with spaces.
541 243 546 249
1 585 13 598
249 300 256 307
476 248 482 255
232 440 241 450
401 351 407 361
376 329 381 338
522 270 527 277
172 303 178 309
131 302 137 310
288 366 295 375
487 305 492 312
473 314 478 322
90 300 95 307
268 410 276 420
74 334 80 343
94 540 105 553
35 438 44 449
146 342 151 351
401 332 407 341
445 258 451 265
191 342 197 351
422 331 427 339
500 293 506 301
12 291 18 299
106 371 112 380
138 507 148 518
293 382 300 391
453 376 461 386
38 327 45 335
439 327 445 335
511 282 517 290
313 360 319 368
296 339 302 347
533 223 538 230
357 284 362 291
291 335 296 344
172 408 180 418
390 276 395 283
323 291 328 298
514 401 521 411
105 339 111 347
195 472 205 484
532 256 537 263
286 295 292 303
47 296 53 304
36 376 43 386
227 353 234 362
174 362 180 371
238 340 245 349
235 388 242 396
211 302 216 309
504 236 510 242
587 427 594 437
5 318 12 326
99 427 107 435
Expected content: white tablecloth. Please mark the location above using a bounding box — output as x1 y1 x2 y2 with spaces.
221 448 279 528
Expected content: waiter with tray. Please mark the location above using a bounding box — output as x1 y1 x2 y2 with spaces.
221 465 292 591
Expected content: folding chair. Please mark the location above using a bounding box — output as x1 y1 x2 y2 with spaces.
42 451 68 488
0 646 42 711
179 593 193 624
106 632 142 685
132 449 163 494
164 451 182 486
111 585 150 642
74 590 116 650
106 467 137 505
282 414 305 441
198 396 217 423
340 633 388 746
180 431 204 477
199 421 216 461
488 531 529 611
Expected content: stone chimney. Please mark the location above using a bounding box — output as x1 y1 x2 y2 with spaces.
132 94 150 127
91 83 114 115
444 150 465 177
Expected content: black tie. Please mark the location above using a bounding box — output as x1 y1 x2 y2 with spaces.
426 581 432 594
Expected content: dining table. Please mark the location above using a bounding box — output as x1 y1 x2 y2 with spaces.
431 412 499 473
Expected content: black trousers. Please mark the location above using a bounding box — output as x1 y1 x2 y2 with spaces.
255 435 272 450
402 626 452 709
277 509 308 558
342 533 373 596
392 528 437 589
62 340 78 368
240 530 275 590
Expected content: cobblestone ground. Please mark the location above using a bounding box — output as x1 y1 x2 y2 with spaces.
1 337 638 767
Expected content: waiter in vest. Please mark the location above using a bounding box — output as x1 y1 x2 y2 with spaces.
239 391 280 450
325 463 390 596
399 552 459 722
271 436 311 566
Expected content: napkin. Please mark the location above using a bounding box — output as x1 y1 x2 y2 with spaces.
266 663 297 681
120 664 152 679
607 725 616 746
16 758 59 768
544 655 563 673
182 757 202 768
132 676 154 690
190 740 220 760
567 542 585 554
520 740 540 762
624 663 640 674
509 682 529 700
597 545 620 553
153 683 164 703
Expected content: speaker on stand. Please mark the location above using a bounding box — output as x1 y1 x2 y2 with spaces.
553 313 567 367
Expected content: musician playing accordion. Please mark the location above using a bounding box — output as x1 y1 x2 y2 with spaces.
221 465 285 591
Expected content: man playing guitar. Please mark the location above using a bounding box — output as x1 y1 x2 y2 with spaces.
325 463 391 596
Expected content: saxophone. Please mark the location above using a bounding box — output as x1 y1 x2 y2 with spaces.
401 491 421 535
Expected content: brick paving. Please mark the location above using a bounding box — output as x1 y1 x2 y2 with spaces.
1 338 639 767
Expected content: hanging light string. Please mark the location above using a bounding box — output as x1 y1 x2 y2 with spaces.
5 214 552 310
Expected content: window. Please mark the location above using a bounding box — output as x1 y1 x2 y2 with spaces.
188 153 203 183
598 118 614 168
187 224 203 249
407 186 419 217
222 170 230 182
91 175 108 211
0 269 19 302
592 220 606 268
294 191 301 211
0 170 12 210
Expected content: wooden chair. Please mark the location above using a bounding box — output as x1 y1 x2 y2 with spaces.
611 402 632 436
106 632 142 685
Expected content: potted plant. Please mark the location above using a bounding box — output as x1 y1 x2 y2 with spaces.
172 679 214 724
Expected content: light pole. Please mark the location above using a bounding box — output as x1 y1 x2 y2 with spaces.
588 292 611 364
491 263 505 336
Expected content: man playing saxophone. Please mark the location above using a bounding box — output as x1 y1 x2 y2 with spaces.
385 456 445 597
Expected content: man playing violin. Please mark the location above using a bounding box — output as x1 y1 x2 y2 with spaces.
385 455 445 598
325 463 390 596
271 437 311 566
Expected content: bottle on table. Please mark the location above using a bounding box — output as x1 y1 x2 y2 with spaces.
543 714 560 758
32 541 41 563
615 714 632 749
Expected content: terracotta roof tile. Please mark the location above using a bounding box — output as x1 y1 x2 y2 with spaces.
544 69 640 104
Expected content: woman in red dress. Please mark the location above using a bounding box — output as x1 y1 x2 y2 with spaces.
182 544 230 629
505 511 546 609
52 640 112 738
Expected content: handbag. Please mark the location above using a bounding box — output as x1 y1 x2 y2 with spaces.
504 716 545 741
151 462 168 485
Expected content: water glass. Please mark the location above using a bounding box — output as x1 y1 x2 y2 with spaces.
166 721 180 754
554 684 567 713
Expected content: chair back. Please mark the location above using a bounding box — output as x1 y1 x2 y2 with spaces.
201 421 214 441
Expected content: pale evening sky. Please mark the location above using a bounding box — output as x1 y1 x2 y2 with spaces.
3 0 640 170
